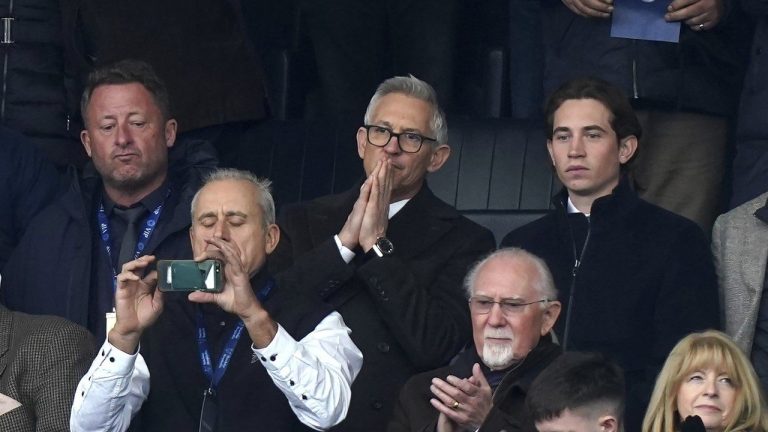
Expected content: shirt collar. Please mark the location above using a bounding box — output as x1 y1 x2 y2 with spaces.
102 177 170 214
388 199 409 219
566 197 590 217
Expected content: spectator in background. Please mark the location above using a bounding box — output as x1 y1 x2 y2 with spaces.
2 60 217 342
300 0 458 119
730 3 768 208
269 75 495 431
0 0 86 167
502 77 720 430
71 0 268 164
0 304 94 431
527 352 625 432
712 189 768 395
388 248 562 432
541 0 748 231
643 330 768 432
0 126 61 273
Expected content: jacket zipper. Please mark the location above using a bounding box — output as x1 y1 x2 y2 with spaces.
562 215 591 351
0 0 14 123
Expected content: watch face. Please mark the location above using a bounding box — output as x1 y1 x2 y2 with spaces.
376 237 394 255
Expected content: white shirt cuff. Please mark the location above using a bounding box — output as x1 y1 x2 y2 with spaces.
333 235 356 264
250 324 297 372
93 340 139 375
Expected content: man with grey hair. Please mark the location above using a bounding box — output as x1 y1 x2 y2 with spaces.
71 168 363 431
269 75 495 430
388 248 562 432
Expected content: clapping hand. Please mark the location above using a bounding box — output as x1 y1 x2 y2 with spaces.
431 364 493 432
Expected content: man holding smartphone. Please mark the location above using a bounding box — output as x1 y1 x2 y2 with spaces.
71 169 363 431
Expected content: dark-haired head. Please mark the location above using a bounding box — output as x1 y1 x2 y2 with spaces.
81 59 171 127
544 77 641 143
527 351 625 432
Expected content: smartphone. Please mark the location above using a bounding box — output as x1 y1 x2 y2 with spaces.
157 260 223 293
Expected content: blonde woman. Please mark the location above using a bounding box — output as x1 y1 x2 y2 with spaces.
643 330 768 432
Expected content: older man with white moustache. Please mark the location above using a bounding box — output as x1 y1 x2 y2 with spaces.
387 248 562 432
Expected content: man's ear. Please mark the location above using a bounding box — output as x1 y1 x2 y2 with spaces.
618 135 638 164
426 144 451 173
356 127 368 160
598 415 619 432
540 300 562 336
165 119 178 149
264 224 280 255
546 140 555 166
81 130 92 157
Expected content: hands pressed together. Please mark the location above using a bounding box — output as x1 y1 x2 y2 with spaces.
338 158 394 253
431 364 493 432
561 0 723 31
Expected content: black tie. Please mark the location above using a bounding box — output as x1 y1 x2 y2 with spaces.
114 206 146 271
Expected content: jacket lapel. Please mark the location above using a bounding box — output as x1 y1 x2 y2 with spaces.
388 186 456 259
0 307 13 380
307 188 359 247
737 209 768 344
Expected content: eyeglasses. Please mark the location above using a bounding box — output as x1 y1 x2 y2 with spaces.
468 296 550 316
363 125 436 153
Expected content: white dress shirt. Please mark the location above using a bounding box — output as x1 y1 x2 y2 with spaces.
70 311 362 432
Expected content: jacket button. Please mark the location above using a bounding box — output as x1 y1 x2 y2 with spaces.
371 400 383 410
377 342 390 353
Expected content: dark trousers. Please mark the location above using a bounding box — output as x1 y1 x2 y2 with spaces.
301 0 459 118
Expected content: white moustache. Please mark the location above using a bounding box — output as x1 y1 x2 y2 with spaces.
484 328 514 340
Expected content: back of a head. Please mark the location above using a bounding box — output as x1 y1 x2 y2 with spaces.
527 352 625 430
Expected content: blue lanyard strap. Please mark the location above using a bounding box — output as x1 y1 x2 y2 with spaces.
97 189 169 291
195 278 275 393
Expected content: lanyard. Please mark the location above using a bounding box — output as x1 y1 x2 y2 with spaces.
96 190 168 290
195 278 274 394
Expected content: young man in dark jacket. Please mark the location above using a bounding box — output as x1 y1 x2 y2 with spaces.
542 0 748 230
501 77 719 431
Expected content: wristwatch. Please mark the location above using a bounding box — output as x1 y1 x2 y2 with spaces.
371 236 394 258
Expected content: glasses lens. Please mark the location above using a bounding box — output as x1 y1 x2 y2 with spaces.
399 133 423 153
367 126 391 146
470 298 492 314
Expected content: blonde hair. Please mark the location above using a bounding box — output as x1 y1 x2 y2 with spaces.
642 330 768 432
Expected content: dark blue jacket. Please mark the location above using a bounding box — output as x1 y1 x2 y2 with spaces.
501 179 720 430
1 139 217 330
737 2 768 140
0 126 62 272
542 0 749 116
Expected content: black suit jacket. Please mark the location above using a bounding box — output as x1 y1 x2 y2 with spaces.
270 184 496 431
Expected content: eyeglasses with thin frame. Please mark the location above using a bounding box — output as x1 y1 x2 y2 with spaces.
468 296 550 316
363 124 437 153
